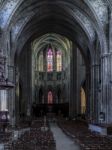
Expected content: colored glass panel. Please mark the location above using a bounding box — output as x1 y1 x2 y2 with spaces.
47 48 53 72
56 50 62 72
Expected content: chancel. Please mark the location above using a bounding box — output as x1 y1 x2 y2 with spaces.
0 0 112 150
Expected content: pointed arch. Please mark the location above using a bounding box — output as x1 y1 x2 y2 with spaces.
39 88 44 103
81 87 86 114
48 91 53 104
57 88 61 103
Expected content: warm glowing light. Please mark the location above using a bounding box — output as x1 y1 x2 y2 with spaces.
81 87 86 114
48 91 53 104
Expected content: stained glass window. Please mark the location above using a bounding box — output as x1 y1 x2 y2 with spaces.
47 48 53 72
39 52 43 72
48 91 53 104
56 50 62 72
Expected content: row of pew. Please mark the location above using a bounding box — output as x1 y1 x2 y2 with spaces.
4 119 56 150
58 119 112 150
0 132 11 144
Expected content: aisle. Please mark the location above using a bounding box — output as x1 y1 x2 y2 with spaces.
50 123 81 150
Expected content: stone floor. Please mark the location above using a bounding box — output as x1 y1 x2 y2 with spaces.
50 123 81 150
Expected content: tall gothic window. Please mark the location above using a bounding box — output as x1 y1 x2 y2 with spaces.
81 87 86 114
47 48 53 72
39 52 43 72
56 50 62 72
48 91 53 104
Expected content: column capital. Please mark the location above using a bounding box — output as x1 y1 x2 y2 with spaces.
101 53 112 58
91 64 100 67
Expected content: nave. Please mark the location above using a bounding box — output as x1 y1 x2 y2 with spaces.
1 0 112 150
1 118 81 150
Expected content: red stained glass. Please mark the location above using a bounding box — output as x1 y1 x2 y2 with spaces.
48 91 53 104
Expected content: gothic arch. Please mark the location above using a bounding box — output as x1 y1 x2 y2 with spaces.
0 1 105 62
38 87 44 104
47 85 54 104
57 85 62 104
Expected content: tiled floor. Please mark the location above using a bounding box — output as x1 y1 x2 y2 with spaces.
50 123 81 150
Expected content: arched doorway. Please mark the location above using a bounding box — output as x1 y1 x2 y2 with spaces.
80 87 86 114
48 91 53 104
39 88 44 104
57 88 61 104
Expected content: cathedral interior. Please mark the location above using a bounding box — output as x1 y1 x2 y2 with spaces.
0 0 112 149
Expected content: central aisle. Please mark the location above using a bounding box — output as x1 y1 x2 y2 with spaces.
50 123 81 150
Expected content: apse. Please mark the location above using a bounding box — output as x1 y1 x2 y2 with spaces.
32 33 71 105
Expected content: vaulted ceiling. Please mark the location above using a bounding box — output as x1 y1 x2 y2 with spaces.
0 0 110 65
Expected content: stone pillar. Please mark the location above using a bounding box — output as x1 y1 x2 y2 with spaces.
91 64 100 123
89 65 94 122
108 10 112 123
69 45 77 118
15 70 20 124
101 55 109 123
86 69 91 120
107 53 112 123
108 53 112 123
8 62 16 127
27 46 32 116
7 81 16 127
0 28 2 50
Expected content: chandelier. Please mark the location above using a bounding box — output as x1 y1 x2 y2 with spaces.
0 51 14 89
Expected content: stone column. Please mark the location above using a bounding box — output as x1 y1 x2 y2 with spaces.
91 64 100 123
108 10 112 123
101 54 109 123
10 89 16 127
27 46 32 116
69 45 77 118
0 28 2 50
108 52 112 123
86 69 91 121
89 65 94 122
7 64 16 127
8 63 16 127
